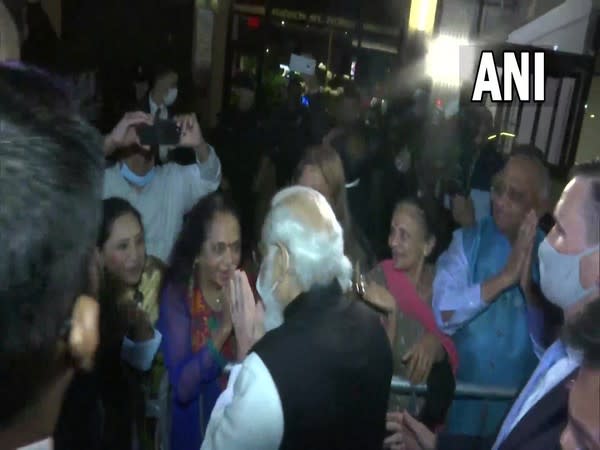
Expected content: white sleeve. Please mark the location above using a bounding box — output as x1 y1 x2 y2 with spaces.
173 145 221 213
211 363 243 412
120 329 162 372
432 230 486 335
102 165 120 200
201 353 284 450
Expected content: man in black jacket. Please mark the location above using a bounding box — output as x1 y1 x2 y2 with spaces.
560 298 600 450
201 186 393 450
386 298 600 450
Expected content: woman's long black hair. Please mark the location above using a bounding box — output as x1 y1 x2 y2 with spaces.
162 192 240 290
98 197 144 248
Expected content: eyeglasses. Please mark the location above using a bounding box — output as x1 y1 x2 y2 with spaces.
491 177 528 206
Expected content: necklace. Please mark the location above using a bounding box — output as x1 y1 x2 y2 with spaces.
190 263 224 311
204 293 223 312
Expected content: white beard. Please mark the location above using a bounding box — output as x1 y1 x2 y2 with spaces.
257 259 284 332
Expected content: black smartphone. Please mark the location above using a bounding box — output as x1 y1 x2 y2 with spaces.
137 119 180 147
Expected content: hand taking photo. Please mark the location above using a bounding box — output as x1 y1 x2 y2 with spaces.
104 111 153 156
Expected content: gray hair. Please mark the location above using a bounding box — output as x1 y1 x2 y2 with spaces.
262 186 353 293
510 145 551 201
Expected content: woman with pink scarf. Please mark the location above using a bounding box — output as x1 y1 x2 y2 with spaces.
364 197 458 429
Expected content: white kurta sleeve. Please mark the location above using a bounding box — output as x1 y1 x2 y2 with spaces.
432 229 486 335
201 352 284 450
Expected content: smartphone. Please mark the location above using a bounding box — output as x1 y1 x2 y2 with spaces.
137 119 180 147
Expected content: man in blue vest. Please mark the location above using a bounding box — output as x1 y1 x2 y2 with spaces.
432 151 551 437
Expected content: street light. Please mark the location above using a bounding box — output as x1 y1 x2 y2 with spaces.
408 0 438 35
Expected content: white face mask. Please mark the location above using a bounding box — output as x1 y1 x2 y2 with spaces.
256 251 284 332
538 239 599 310
163 87 178 106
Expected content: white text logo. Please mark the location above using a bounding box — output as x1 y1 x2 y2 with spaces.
472 51 545 102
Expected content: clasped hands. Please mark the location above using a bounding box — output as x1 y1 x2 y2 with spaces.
222 270 265 360
503 210 538 296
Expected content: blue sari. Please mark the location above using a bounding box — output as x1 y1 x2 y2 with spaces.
157 284 232 450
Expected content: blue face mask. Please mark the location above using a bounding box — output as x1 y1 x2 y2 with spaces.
120 163 155 188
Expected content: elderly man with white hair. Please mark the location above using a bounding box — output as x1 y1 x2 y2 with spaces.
201 186 393 450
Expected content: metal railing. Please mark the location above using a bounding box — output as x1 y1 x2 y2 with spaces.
224 364 517 401
390 376 517 400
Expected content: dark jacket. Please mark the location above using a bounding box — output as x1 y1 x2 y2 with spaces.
436 367 576 450
252 281 393 450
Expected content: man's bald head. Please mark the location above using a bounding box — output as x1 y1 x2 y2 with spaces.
0 1 20 62
261 186 353 293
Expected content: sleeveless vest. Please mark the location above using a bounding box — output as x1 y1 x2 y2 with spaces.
446 217 542 436
252 282 393 450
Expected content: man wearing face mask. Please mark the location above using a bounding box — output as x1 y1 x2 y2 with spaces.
200 186 393 450
140 65 180 164
491 158 600 449
103 110 221 263
385 159 600 450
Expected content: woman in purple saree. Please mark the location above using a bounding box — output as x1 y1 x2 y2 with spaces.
158 193 243 450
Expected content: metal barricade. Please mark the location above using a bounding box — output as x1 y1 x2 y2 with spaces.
224 364 517 401
390 376 517 400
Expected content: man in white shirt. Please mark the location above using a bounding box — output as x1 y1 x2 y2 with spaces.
103 112 222 263
201 186 393 450
490 159 599 450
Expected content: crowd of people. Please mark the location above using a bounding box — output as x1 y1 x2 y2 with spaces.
1 2 599 450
